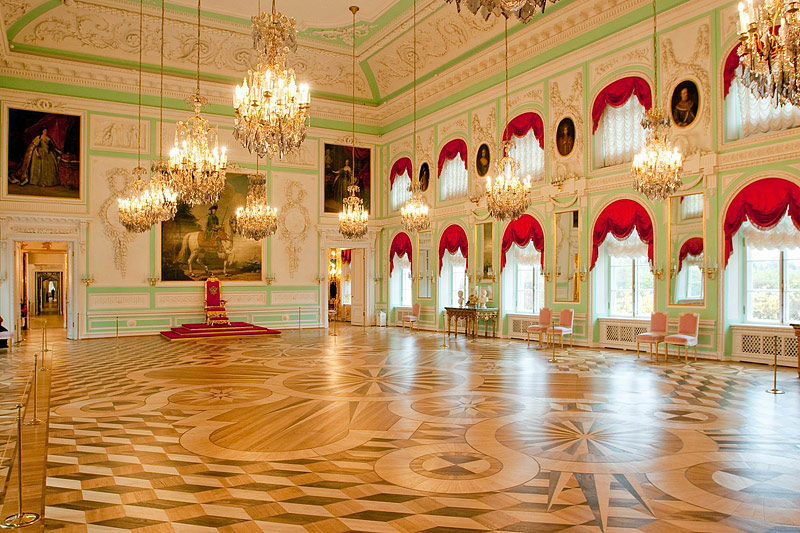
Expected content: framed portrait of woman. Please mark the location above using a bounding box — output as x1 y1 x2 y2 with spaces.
418 162 430 192
555 117 575 157
671 80 700 128
6 107 82 199
476 143 491 177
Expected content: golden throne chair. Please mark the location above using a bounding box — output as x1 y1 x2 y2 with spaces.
204 276 230 326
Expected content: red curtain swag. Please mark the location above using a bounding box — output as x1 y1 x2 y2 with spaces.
438 225 469 274
590 199 654 269
389 157 413 187
723 178 800 266
500 214 545 271
723 45 741 98
341 249 351 264
591 76 652 133
502 112 545 149
437 138 468 177
389 232 413 275
678 237 703 272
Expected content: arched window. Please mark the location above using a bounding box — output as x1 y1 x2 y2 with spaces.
723 46 800 140
438 225 469 307
591 199 655 318
389 157 413 211
389 232 413 308
501 214 546 314
592 77 651 168
438 139 468 201
503 113 545 181
724 178 800 324
675 237 704 303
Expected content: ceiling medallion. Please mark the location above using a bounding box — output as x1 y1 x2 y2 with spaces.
234 0 311 160
401 0 431 233
234 172 278 240
338 6 369 241
737 0 800 106
169 0 227 206
631 0 683 201
444 0 558 23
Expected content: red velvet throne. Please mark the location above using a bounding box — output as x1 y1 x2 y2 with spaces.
204 277 230 326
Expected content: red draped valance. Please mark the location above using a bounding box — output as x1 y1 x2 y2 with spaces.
724 178 800 266
591 76 652 133
438 224 469 274
341 249 351 264
590 199 654 269
389 232 413 275
437 138 468 177
390 157 413 187
502 112 545 149
678 237 703 272
500 214 545 271
723 45 741 98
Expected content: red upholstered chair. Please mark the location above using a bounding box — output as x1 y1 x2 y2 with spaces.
547 309 575 348
664 313 700 362
403 303 421 331
636 312 668 360
204 277 230 326
526 307 552 348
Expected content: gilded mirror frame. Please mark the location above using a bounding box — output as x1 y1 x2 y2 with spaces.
416 230 433 299
553 208 581 303
667 192 706 307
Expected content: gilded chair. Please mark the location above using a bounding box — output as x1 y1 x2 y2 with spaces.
526 307 552 348
636 312 668 359
204 276 230 326
402 303 421 331
547 309 575 348
664 313 700 362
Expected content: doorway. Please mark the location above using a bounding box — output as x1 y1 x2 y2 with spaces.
17 241 69 339
328 248 353 322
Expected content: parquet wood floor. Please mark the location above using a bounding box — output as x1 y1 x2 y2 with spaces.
1 326 799 532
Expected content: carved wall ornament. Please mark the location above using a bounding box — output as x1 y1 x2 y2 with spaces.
310 23 371 46
549 72 584 162
661 24 711 129
90 116 145 153
278 181 312 278
1 0 30 28
439 118 468 139
98 167 138 278
509 86 544 110
21 97 64 111
416 130 435 170
592 44 651 85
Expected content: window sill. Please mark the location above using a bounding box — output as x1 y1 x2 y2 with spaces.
730 323 794 331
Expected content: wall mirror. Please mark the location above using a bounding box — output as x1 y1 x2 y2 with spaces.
478 221 494 281
669 192 705 305
417 231 433 299
554 210 580 302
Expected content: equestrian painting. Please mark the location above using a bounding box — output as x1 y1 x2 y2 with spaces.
160 173 262 281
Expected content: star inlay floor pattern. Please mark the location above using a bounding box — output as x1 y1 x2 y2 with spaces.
1 325 799 532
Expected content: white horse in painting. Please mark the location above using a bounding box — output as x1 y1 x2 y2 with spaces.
177 229 235 276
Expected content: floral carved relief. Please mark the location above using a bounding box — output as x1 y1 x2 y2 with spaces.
278 181 312 279
98 167 139 278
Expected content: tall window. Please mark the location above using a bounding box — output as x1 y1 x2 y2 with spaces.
441 251 467 307
391 255 413 307
726 78 800 140
390 169 412 210
511 243 545 313
595 96 646 168
508 130 545 181
609 256 654 318
440 154 468 201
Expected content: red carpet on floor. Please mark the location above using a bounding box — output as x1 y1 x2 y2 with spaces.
160 322 281 341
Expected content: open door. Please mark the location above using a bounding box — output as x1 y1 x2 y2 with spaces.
350 248 365 326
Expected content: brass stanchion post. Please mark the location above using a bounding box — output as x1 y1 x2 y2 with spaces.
766 335 784 394
25 356 41 426
42 321 50 353
550 319 557 364
1 405 41 528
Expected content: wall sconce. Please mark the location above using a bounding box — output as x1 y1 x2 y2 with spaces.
315 276 325 284
650 264 664 280
264 273 275 285
374 276 383 283
0 274 6 286
543 270 552 282
146 276 159 287
702 263 718 280
669 262 678 279
578 265 587 281
81 276 95 286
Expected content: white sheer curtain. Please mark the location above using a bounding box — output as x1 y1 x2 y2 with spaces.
512 241 541 266
595 96 645 168
604 231 648 259
390 170 412 211
742 214 800 250
508 130 545 181
679 195 703 220
441 250 467 308
391 255 412 308
726 78 800 140
682 252 704 268
440 154 468 201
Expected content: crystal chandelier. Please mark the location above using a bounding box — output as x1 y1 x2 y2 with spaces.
338 6 369 240
401 0 431 233
234 0 311 160
444 0 558 23
485 19 532 221
235 169 278 240
631 0 682 201
737 0 800 106
119 168 155 233
169 0 227 206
